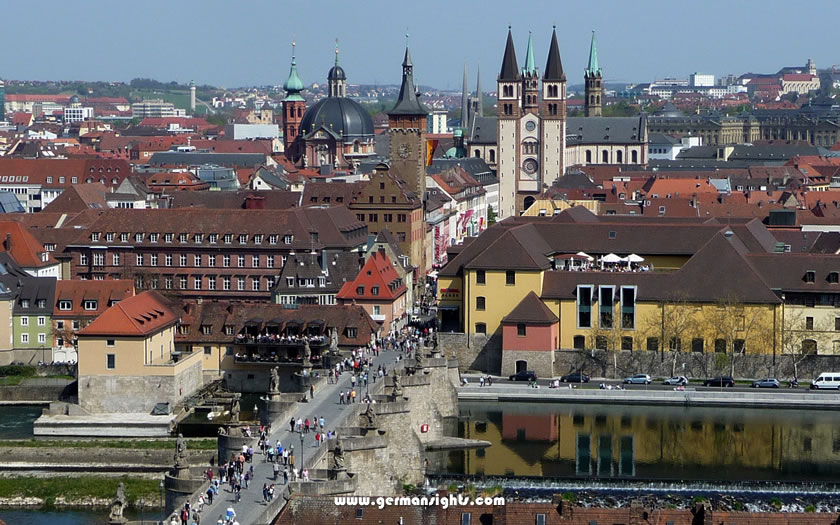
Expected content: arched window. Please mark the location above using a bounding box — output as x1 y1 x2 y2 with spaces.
474 149 480 158
489 150 496 163
616 150 623 164
802 339 818 354
590 95 595 105
523 196 535 210
602 150 609 163
596 95 600 104
353 142 360 153
585 150 592 164
631 150 638 163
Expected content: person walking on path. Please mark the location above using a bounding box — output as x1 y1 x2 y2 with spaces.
273 461 279 481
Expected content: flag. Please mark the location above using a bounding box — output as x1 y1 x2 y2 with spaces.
426 139 439 167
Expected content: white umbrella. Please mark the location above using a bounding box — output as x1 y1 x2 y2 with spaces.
626 254 645 263
602 253 622 263
575 251 594 261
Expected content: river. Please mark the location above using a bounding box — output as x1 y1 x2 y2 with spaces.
439 401 840 482
0 509 163 525
0 405 43 440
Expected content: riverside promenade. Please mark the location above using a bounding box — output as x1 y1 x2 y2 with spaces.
458 384 840 409
192 348 402 525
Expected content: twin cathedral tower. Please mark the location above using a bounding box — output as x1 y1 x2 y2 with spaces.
496 28 602 218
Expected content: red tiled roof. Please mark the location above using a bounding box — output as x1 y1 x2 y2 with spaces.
191 139 273 155
337 251 406 301
139 117 212 130
0 221 52 268
54 280 135 318
78 290 176 337
782 74 816 81
0 158 130 188
4 94 71 103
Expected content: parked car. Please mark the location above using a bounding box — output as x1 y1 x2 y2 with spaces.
703 376 735 387
623 374 652 385
752 378 780 388
663 376 688 386
509 370 537 382
811 372 840 390
559 372 590 383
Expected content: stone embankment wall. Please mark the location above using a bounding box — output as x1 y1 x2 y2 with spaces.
0 446 215 473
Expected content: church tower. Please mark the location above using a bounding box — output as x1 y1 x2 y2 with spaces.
460 64 470 131
584 31 602 117
541 26 567 186
522 32 539 115
469 64 483 123
388 40 429 196
282 42 306 157
496 28 522 219
328 40 346 98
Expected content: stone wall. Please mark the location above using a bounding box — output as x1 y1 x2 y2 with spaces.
501 350 554 378
439 332 502 374
553 349 840 380
224 367 326 394
79 359 204 414
0 445 214 472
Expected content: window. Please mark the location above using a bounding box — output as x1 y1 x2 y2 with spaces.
252 278 260 291
476 323 486 334
517 324 526 336
806 316 814 330
179 233 188 243
93 252 104 266
239 234 247 244
84 300 97 310
165 254 172 267
194 255 201 267
223 276 231 290
223 255 230 267
179 276 187 289
805 270 816 283
238 255 245 267
208 277 216 290
267 256 274 268
573 335 586 349
577 285 593 328
224 234 233 244
461 513 471 525
715 339 726 353
691 338 704 353
373 305 381 315
136 254 144 266
269 234 278 245
476 270 485 284
397 232 406 242
194 234 203 244
284 235 293 244
193 277 201 290
237 277 245 291
180 255 187 266
536 514 546 525
201 325 212 335
91 232 100 242
106 353 116 369
476 296 486 311
384 213 393 222
150 233 159 243
254 234 263 244
599 286 614 328
397 214 406 223
646 337 659 352
204 346 212 355
734 339 746 353
37 316 45 327
371 286 379 296
368 214 378 222
80 253 88 265
356 286 365 295
835 317 840 331
209 234 218 244
224 325 234 336
621 336 633 351
345 327 357 338
150 254 158 266
165 233 174 243
621 287 636 329
56 320 65 330
135 233 144 243
165 276 173 289
252 256 260 267
20 317 29 327
506 271 515 285
58 300 72 311
208 255 216 267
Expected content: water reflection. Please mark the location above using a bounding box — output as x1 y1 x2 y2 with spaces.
448 401 840 482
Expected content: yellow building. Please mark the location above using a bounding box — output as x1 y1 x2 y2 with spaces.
77 290 204 414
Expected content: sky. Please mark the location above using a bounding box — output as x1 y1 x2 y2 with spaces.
2 0 839 91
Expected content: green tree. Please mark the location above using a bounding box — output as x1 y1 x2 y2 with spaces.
486 206 497 226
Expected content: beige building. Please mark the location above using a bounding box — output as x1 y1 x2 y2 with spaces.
77 291 203 414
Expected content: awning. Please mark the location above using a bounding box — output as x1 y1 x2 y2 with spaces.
626 254 645 263
602 253 622 263
575 252 594 261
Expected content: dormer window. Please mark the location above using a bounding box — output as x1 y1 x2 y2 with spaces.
165 233 174 243
829 272 839 284
239 234 247 244
91 233 100 242
20 299 29 308
58 300 72 311
805 270 816 283
106 233 114 243
201 325 212 335
269 235 278 245
120 233 129 243
150 233 159 243
224 234 233 244
209 234 218 244
194 234 203 244
356 286 365 295
284 235 293 244
83 300 97 311
179 233 188 243
254 234 263 244
135 233 144 242
371 286 379 296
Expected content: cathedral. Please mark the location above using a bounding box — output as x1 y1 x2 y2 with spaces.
282 43 376 171
496 28 567 219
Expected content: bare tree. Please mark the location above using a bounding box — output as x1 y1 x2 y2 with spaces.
780 309 832 381
702 296 774 378
643 293 699 377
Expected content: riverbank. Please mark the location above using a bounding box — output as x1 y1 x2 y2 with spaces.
457 385 840 409
0 476 162 509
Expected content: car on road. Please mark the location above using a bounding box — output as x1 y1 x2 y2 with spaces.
703 376 735 387
623 374 652 385
509 370 537 382
559 372 590 383
663 376 688 386
752 378 780 388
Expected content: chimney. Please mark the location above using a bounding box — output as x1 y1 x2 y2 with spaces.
320 249 327 273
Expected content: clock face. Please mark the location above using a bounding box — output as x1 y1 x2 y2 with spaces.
525 120 536 132
398 144 409 158
523 158 538 174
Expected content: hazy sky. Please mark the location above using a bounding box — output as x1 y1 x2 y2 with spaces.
3 0 838 91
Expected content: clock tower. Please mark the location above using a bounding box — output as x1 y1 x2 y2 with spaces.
388 40 429 197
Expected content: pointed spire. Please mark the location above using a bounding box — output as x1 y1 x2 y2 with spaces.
334 38 340 66
283 40 304 99
476 64 483 117
498 27 521 81
389 39 428 116
461 63 469 130
586 30 602 76
523 31 537 75
543 26 566 81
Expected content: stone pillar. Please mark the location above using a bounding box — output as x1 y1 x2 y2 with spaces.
260 394 287 427
217 426 254 466
164 467 203 517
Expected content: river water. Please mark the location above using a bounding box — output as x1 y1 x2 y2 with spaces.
441 401 840 482
0 405 43 440
0 509 163 525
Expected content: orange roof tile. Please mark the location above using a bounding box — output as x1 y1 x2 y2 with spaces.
336 252 406 301
78 290 177 337
54 280 135 318
0 221 52 268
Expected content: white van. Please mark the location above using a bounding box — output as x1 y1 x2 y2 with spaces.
810 372 840 390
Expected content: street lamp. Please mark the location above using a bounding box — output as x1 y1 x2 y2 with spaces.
158 479 164 524
299 429 305 475
139 497 145 525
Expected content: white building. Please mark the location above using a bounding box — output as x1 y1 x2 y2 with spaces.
648 134 702 161
64 105 94 123
689 73 715 87
427 110 447 134
131 99 186 118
